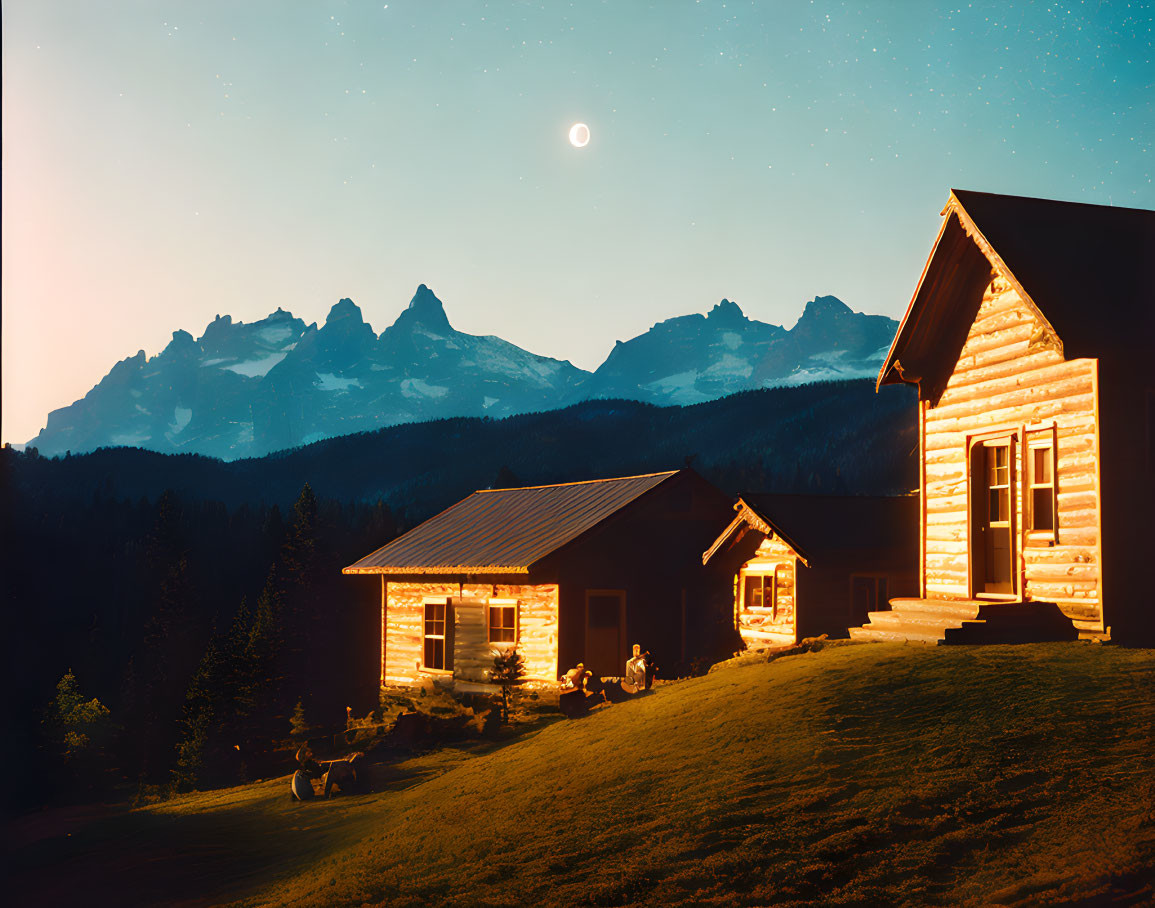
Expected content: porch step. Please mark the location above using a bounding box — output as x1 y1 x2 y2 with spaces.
848 624 947 645
886 598 982 621
850 598 1078 646
863 609 969 633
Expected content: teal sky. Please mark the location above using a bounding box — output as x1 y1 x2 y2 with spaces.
3 1 1152 445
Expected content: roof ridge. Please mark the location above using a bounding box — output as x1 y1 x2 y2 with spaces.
951 187 1155 216
475 469 679 494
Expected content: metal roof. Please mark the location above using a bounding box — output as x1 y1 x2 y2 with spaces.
343 471 678 575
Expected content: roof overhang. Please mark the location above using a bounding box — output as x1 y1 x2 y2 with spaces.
876 190 1060 404
342 565 531 576
702 497 810 568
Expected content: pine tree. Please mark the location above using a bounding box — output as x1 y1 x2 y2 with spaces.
488 648 526 724
281 483 319 586
172 629 225 791
289 700 309 741
245 568 286 725
133 490 197 783
44 670 115 795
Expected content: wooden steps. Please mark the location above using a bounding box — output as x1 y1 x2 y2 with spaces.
850 598 1078 645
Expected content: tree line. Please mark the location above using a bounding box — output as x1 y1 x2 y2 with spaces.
2 378 917 806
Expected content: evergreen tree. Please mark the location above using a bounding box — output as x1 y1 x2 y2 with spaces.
488 648 526 724
132 490 197 783
245 567 286 725
281 483 319 586
289 699 309 742
44 670 115 796
172 632 223 791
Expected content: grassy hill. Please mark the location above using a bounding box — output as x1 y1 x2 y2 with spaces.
9 642 1154 907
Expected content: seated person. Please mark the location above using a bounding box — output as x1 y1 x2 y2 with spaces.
324 753 364 797
624 644 648 691
559 662 590 692
558 663 600 716
295 744 323 778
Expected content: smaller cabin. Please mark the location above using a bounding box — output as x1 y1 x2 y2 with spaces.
704 495 918 647
343 470 743 692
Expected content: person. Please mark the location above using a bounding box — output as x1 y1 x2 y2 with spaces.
291 744 323 801
559 662 599 717
295 744 322 779
560 663 590 692
324 752 364 797
625 644 648 691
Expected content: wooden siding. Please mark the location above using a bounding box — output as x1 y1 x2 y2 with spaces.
383 582 560 687
922 275 1102 630
737 536 798 647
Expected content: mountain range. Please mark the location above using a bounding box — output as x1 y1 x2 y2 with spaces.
28 286 898 460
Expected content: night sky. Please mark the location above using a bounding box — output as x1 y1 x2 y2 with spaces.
3 1 1152 444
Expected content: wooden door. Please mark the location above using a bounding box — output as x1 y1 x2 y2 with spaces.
585 591 625 678
970 439 1016 595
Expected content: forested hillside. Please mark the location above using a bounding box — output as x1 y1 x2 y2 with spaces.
11 379 916 519
1 379 916 807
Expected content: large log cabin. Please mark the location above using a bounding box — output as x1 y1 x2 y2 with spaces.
704 495 918 646
343 470 743 690
858 189 1154 643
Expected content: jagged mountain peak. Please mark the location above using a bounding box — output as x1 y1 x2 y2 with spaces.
393 283 452 333
163 329 197 354
707 298 747 323
798 295 854 323
325 297 365 327
27 286 898 461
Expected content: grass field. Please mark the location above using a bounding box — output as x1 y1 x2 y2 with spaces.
8 642 1154 906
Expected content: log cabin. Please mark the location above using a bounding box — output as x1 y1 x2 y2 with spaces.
858 189 1154 644
704 494 918 647
343 469 744 691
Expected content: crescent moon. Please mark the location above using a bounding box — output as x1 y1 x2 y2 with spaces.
568 122 590 148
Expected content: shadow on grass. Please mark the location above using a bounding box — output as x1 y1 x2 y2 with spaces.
8 714 573 908
9 788 325 907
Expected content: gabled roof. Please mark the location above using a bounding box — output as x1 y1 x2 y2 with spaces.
878 189 1155 402
704 494 917 568
343 471 679 575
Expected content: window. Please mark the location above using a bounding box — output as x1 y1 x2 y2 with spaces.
743 571 778 618
1029 445 1055 532
488 600 517 644
987 444 1011 524
423 601 452 671
1025 426 1058 540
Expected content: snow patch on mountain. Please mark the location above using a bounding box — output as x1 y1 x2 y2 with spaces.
644 371 712 406
111 430 151 447
315 372 363 392
400 378 449 399
26 285 897 461
258 324 295 345
224 352 288 377
701 354 754 379
169 407 193 434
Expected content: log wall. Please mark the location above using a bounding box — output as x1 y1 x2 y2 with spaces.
737 536 798 647
923 275 1103 631
383 582 560 687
